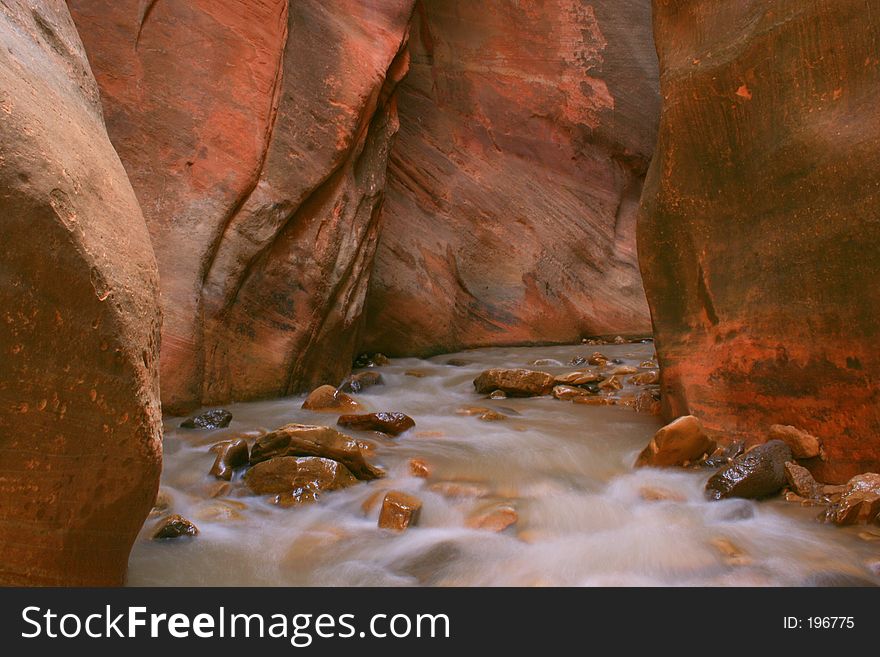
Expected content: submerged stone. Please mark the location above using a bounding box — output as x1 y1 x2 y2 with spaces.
337 412 415 436
152 514 199 540
180 409 232 429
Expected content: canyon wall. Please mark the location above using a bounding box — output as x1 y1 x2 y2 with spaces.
361 0 658 356
640 0 880 482
69 0 417 412
0 0 162 584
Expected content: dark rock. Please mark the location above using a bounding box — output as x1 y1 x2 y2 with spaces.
702 441 745 468
705 440 793 500
152 515 199 540
209 439 250 480
353 353 390 368
249 423 384 480
446 358 471 367
337 412 416 436
339 371 384 393
180 409 232 430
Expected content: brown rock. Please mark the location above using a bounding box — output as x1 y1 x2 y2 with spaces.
152 515 199 540
629 371 660 386
588 353 609 366
337 412 415 436
249 424 384 480
706 440 793 500
635 416 716 468
554 370 602 385
573 397 617 407
456 406 490 416
209 439 250 481
640 360 657 369
829 473 880 526
598 375 623 392
769 425 822 460
0 1 162 585
446 359 471 367
633 390 662 415
639 0 880 483
784 461 821 499
489 390 507 400
473 369 555 397
378 491 422 531
405 369 431 378
244 456 358 503
302 385 362 413
479 410 507 422
339 371 384 394
409 459 431 478
466 504 518 532
702 441 746 468
553 385 591 401
613 366 639 375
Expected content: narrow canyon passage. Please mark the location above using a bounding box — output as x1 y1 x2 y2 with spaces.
134 345 879 586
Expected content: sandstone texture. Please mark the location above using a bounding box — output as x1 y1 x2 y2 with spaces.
361 0 658 356
639 0 880 482
0 0 162 585
69 0 417 411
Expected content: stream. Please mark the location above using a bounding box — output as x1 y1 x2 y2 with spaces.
128 343 880 586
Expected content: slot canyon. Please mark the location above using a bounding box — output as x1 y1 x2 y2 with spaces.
0 0 878 586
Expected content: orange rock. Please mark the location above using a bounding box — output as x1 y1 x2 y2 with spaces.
337 412 415 436
784 461 820 498
414 431 445 439
378 491 423 531
244 456 358 503
409 459 431 478
629 370 660 385
302 385 361 413
635 415 716 468
613 365 639 375
479 410 507 422
598 375 623 391
709 537 751 566
554 370 602 385
553 385 590 400
588 352 609 366
829 473 880 525
768 425 822 460
456 406 490 416
466 504 518 532
573 397 617 406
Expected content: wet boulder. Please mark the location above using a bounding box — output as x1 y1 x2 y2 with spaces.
244 456 358 505
378 491 422 531
180 409 232 429
629 370 659 386
152 515 199 540
249 424 384 480
339 371 384 393
554 370 602 385
705 440 793 500
827 473 880 526
768 425 822 460
337 412 415 436
702 441 745 468
473 369 555 397
553 385 591 400
302 385 362 412
784 461 821 499
635 415 716 468
209 439 250 480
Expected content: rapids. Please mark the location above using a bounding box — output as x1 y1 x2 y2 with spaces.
128 344 880 586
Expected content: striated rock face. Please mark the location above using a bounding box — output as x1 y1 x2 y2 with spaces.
640 0 880 482
0 1 162 584
69 0 416 411
361 0 658 356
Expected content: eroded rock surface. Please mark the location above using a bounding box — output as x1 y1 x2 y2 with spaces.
640 0 880 482
0 1 162 585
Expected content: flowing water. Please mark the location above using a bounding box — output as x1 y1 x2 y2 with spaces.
128 343 880 586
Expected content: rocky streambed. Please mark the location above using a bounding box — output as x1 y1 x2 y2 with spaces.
130 343 880 586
